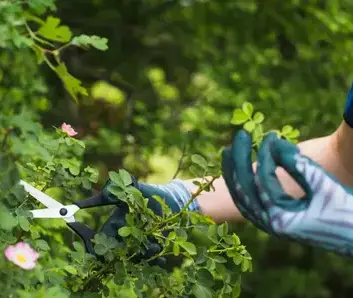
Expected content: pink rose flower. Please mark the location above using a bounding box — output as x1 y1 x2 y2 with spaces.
4 242 40 270
61 122 78 137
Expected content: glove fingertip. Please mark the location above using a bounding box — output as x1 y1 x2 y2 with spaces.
232 129 252 150
271 138 299 159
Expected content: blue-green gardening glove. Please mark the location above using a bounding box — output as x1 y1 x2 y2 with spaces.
98 177 198 265
222 130 353 256
100 178 198 236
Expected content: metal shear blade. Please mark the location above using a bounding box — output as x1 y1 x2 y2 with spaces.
30 205 80 223
20 180 78 223
19 180 64 208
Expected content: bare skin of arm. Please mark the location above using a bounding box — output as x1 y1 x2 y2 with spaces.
184 121 353 223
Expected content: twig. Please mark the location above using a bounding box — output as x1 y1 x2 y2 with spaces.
160 176 219 225
172 141 188 179
81 261 112 291
1 128 13 149
182 176 218 211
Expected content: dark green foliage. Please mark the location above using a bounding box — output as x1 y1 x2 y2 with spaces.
2 0 353 297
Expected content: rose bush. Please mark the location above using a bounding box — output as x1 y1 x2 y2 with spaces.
0 1 306 297
0 1 255 297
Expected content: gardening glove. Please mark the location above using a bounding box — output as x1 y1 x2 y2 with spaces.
99 178 199 236
343 81 353 128
98 177 199 265
222 129 353 256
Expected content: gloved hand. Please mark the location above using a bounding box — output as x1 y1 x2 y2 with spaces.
99 178 198 236
98 177 199 265
222 129 353 256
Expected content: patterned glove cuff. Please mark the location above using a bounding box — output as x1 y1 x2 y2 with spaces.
165 179 201 212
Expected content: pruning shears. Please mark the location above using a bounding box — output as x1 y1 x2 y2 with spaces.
19 179 126 256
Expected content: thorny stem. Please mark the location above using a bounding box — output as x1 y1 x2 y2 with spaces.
183 176 218 210
148 176 218 235
172 141 188 179
145 251 175 263
160 176 219 226
1 128 13 149
82 261 113 291
208 247 235 253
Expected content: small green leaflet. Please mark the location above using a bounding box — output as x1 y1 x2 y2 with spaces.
231 109 248 125
119 169 132 186
191 154 208 170
28 0 56 14
179 241 197 255
118 226 131 237
55 63 88 102
71 35 109 51
18 216 30 231
38 16 72 43
192 284 213 298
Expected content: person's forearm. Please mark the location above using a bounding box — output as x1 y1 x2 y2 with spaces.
182 176 242 223
182 135 333 223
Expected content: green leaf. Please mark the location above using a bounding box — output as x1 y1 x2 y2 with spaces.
242 102 254 117
253 112 264 123
94 244 107 255
232 234 241 246
230 109 248 125
168 231 176 240
44 187 65 200
0 208 17 231
190 165 206 178
241 258 250 272
286 129 300 139
94 232 108 244
217 222 228 237
105 236 119 249
243 121 255 132
107 185 126 201
35 239 50 251
55 63 88 102
27 0 56 13
214 255 227 263
131 227 144 241
206 258 216 271
207 225 218 244
232 282 241 298
173 242 180 256
197 268 215 287
179 241 197 255
38 16 72 42
118 226 131 237
64 265 77 275
233 252 243 265
192 284 213 298
118 287 138 298
60 158 81 176
151 195 172 216
281 125 293 135
73 241 85 253
119 169 132 186
71 35 108 51
125 214 134 226
109 171 125 189
191 154 208 170
18 216 30 231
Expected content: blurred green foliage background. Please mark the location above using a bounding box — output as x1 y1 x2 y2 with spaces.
3 0 353 297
